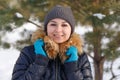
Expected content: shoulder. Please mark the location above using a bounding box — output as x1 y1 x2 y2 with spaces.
79 52 89 59
78 52 91 66
20 45 35 61
21 45 34 53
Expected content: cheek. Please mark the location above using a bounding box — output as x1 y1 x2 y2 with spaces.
66 28 71 36
66 31 71 39
47 26 50 34
47 27 53 37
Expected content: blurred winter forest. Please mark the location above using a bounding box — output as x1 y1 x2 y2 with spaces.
0 0 120 80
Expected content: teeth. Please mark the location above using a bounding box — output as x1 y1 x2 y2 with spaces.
53 34 64 37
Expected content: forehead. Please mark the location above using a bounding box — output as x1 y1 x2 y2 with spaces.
49 18 69 23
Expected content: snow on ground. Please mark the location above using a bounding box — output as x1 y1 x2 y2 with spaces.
103 58 120 80
0 48 19 80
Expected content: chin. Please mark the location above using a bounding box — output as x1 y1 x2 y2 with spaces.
54 40 66 44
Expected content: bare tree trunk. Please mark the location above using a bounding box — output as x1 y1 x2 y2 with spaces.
93 26 105 80
94 56 105 80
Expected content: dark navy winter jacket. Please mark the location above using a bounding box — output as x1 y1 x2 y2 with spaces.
12 45 93 80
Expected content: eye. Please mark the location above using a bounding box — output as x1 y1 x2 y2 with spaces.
50 23 57 26
62 24 68 27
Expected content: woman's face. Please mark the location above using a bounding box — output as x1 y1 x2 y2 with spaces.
47 18 71 43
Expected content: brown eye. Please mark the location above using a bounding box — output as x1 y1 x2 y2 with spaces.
50 23 57 26
62 24 68 27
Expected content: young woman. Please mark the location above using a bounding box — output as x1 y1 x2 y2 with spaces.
12 5 93 80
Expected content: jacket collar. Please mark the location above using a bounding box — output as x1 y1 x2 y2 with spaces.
31 29 83 63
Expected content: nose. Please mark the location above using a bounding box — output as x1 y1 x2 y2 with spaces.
55 25 62 32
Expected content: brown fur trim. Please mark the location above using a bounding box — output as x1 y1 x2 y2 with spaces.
44 36 59 59
59 33 83 63
31 29 45 43
31 29 59 59
31 29 83 62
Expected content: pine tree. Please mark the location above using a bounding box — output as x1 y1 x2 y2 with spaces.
0 0 120 80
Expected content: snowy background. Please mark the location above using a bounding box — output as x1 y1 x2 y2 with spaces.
0 23 120 80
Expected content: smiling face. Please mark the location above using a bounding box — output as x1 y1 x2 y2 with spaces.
47 18 71 43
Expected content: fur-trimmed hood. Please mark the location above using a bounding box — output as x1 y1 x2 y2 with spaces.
31 29 83 63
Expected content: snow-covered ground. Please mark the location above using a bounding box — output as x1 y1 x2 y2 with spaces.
0 48 19 80
0 23 120 80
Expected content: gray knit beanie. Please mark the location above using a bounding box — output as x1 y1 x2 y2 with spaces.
44 5 76 34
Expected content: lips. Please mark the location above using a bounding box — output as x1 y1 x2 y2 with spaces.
53 34 64 39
